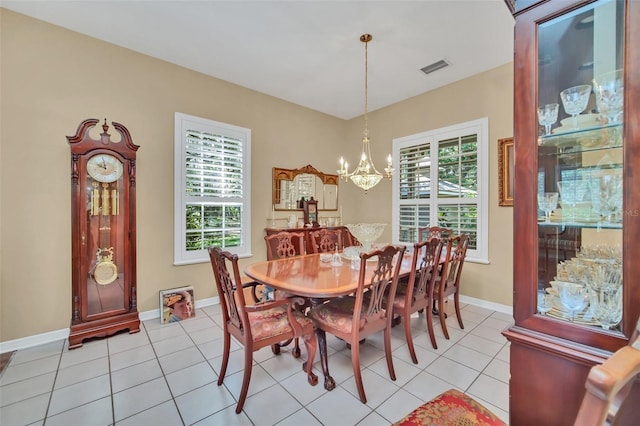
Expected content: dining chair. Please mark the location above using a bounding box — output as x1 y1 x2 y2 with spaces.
265 231 306 260
391 237 443 361
431 234 470 343
208 246 318 413
309 228 343 253
308 244 406 403
417 226 454 242
395 317 640 426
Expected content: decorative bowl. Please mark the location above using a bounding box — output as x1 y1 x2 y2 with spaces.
346 223 386 252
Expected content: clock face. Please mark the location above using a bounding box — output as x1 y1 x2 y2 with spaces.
87 154 124 183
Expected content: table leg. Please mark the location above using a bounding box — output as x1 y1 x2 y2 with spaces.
316 328 336 391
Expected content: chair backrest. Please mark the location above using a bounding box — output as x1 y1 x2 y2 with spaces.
310 228 343 253
438 234 470 295
574 318 640 425
418 226 454 242
265 231 305 260
354 245 406 337
406 237 443 307
208 246 249 335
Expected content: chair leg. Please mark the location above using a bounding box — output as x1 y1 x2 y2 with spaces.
271 343 281 355
235 347 254 414
426 303 438 350
301 333 319 386
350 340 367 403
292 338 301 358
217 331 231 385
439 296 450 340
384 325 397 381
454 292 464 329
403 311 418 364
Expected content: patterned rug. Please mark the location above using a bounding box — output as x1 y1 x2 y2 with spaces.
393 389 506 426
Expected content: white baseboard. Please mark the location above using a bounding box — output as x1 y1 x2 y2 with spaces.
1 295 508 353
0 296 220 353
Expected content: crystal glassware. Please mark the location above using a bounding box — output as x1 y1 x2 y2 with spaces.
558 283 587 322
537 103 559 136
592 285 623 330
590 174 623 224
593 69 624 125
537 192 559 222
557 179 588 222
560 85 592 129
537 290 552 315
346 223 386 252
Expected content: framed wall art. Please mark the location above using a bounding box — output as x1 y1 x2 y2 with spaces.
498 137 514 207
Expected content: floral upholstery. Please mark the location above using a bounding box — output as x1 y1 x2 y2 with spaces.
307 296 372 333
248 305 313 341
393 389 506 426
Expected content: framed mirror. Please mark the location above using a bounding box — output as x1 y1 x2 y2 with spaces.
272 165 339 211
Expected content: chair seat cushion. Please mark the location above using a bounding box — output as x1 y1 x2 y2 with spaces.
308 296 368 333
393 389 506 426
248 306 313 341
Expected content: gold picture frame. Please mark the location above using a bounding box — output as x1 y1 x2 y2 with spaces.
498 137 514 207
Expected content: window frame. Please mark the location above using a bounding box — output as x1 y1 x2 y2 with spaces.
391 117 489 264
174 112 252 265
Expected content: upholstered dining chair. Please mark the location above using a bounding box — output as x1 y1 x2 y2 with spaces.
309 228 343 253
308 244 406 403
391 237 443 361
395 317 640 426
417 226 454 242
431 234 470 345
208 246 318 414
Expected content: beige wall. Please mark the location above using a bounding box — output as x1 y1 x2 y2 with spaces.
0 9 514 343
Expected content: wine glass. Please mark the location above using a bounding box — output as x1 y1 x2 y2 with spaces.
537 103 559 136
557 179 588 222
558 283 587 322
537 290 552 315
537 192 559 222
593 69 624 125
560 85 592 130
590 174 623 224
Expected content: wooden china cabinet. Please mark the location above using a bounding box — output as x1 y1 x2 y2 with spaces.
503 0 639 424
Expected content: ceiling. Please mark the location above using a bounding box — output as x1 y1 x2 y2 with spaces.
2 0 515 120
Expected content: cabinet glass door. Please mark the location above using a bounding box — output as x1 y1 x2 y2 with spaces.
536 0 624 332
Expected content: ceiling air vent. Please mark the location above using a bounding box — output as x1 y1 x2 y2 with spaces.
420 59 450 75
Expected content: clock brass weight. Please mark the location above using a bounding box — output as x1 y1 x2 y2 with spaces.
67 119 140 349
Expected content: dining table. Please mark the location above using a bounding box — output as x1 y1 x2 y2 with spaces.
245 251 413 391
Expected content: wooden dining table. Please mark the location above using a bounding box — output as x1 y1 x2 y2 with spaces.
245 251 413 391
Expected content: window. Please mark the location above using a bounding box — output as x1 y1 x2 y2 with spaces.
392 118 488 263
174 113 251 265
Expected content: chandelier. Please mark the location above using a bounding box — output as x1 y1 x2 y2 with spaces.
338 34 394 192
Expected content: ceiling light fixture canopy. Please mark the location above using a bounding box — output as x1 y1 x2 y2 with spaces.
338 33 393 192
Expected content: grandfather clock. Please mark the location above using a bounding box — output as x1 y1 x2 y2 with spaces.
67 118 140 349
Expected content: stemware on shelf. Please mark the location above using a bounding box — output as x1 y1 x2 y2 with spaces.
537 290 552 315
558 283 587 322
593 69 624 125
591 285 623 330
537 192 559 222
589 174 623 224
557 179 589 222
560 85 592 129
537 103 559 136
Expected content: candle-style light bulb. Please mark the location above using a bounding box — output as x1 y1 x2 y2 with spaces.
387 154 392 167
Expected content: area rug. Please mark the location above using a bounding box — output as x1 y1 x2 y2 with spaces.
393 389 506 426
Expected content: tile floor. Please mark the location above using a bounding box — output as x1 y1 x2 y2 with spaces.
0 301 512 426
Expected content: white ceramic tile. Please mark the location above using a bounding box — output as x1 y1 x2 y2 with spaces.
211 348 255 379
425 356 479 390
158 345 206 375
192 403 253 425
374 388 425 424
45 396 113 426
276 408 323 426
279 370 326 406
152 334 195 358
457 333 505 357
179 315 216 333
0 393 49 425
0 372 56 406
54 356 109 389
490 311 514 322
58 340 108 369
113 377 172 421
442 344 492 372
368 355 421 387
462 304 495 318
117 400 183 426
340 368 400 409
470 323 509 345
111 358 163 393
357 410 392 426
496 342 510 363
109 344 156 372
188 324 224 345
7 340 63 366
147 322 188 343
222 364 277 400
0 354 60 386
402 370 459 402
482 316 513 331
48 374 111 416
165 361 217 397
306 386 371 426
175 382 236 425
484 358 510 383
260 350 309 382
107 329 151 354
242 384 303 425
468 373 510 411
